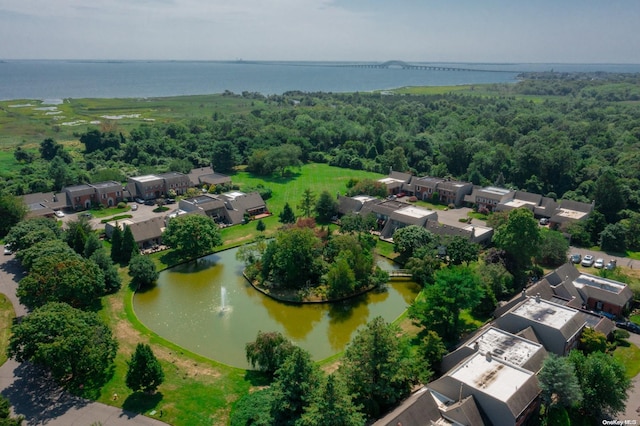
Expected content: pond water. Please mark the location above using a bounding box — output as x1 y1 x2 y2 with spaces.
133 247 420 368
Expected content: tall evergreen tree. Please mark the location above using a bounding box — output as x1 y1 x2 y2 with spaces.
121 225 137 264
339 316 413 419
279 202 296 224
110 225 123 263
270 347 321 426
298 188 316 218
83 232 102 259
299 374 365 426
538 353 582 409
126 343 165 394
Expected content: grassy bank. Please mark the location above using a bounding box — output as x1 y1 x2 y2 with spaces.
0 294 15 366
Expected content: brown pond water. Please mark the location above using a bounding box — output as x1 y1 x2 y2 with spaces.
133 247 419 368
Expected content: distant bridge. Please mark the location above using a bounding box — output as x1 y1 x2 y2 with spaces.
342 60 515 73
389 269 412 279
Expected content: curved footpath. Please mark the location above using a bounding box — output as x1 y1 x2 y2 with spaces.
0 253 168 426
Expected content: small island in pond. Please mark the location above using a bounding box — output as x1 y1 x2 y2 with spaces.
237 217 389 303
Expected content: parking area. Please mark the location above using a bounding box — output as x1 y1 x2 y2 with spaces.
57 202 178 232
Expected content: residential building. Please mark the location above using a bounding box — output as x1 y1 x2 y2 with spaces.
379 204 438 239
127 172 191 201
464 186 515 212
495 296 585 355
441 326 548 374
187 166 233 188
425 220 494 245
22 191 67 217
548 199 594 228
428 351 541 426
104 216 165 249
414 176 473 207
177 191 269 226
377 171 413 195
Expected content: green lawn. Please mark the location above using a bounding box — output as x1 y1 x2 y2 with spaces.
613 343 640 378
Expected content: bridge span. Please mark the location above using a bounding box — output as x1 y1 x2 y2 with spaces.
343 60 515 73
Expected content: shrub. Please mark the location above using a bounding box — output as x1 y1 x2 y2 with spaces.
117 202 126 209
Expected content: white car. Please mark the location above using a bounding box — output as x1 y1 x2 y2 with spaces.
594 258 605 269
55 210 65 218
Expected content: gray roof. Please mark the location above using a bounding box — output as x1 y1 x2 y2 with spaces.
127 217 165 243
372 387 442 426
199 173 232 186
187 166 214 185
64 184 95 197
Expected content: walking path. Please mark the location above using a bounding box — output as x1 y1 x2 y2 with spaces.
0 253 167 426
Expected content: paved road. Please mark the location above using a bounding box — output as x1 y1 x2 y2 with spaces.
0 252 168 426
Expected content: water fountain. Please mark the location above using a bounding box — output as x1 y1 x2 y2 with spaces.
219 286 229 313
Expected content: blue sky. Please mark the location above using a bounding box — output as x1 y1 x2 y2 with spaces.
1 0 638 63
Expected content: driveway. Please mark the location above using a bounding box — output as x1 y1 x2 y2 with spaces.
568 246 640 270
0 251 168 425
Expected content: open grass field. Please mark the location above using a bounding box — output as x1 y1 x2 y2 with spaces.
218 164 384 246
614 342 640 379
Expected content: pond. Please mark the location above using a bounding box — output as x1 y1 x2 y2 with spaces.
133 247 420 368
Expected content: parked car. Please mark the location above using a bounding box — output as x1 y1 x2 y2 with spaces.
131 204 138 211
569 253 582 264
135 197 145 204
144 199 156 206
606 259 617 270
581 255 595 267
616 321 640 334
3 246 12 255
165 198 176 204
54 210 65 218
79 212 92 219
594 258 605 269
539 218 550 226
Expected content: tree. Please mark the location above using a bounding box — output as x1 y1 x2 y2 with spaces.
266 143 302 176
5 217 62 252
163 214 222 261
594 169 626 223
326 255 357 299
599 222 627 252
128 255 159 288
126 343 165 394
17 253 105 310
339 212 377 234
90 248 122 293
409 266 484 343
493 208 541 271
414 330 446 383
121 225 138 264
445 236 479 266
49 156 75 191
477 261 514 300
405 250 441 286
8 302 118 392
568 350 630 417
39 137 63 161
393 225 438 261
270 347 321 426
230 389 274 426
211 140 239 173
279 202 296 224
245 330 295 375
536 228 569 266
298 188 317 218
261 227 324 289
0 395 24 426
346 179 388 198
83 232 102 259
579 327 608 354
299 374 365 426
110 225 123 263
315 190 339 222
256 219 266 232
339 316 413 419
17 239 75 271
538 354 582 410
0 194 27 238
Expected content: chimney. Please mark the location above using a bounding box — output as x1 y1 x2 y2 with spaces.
474 341 479 351
535 293 541 303
485 352 492 362
522 289 526 299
